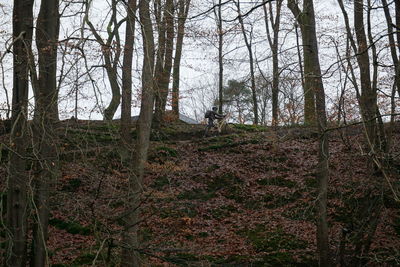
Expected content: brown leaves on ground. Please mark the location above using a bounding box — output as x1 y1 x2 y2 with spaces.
1 122 400 266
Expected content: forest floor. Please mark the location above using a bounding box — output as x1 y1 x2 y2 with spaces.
0 119 400 266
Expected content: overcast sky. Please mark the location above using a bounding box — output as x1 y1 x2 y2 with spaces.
0 0 394 122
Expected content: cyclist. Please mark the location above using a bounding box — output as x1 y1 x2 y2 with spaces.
204 106 225 137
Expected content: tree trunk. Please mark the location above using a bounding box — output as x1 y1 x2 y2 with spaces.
120 0 137 263
31 0 60 266
153 0 174 126
217 0 224 114
5 1 34 265
121 0 136 151
353 0 377 149
288 0 316 125
121 0 156 265
172 0 190 117
85 0 122 121
263 0 282 126
236 0 258 124
288 0 331 265
396 0 400 56
153 0 167 128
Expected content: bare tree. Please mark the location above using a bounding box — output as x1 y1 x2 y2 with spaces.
172 0 191 117
120 0 137 264
85 0 125 120
263 0 283 126
288 0 331 265
121 0 137 155
337 0 377 149
31 0 60 265
216 0 224 114
288 0 316 125
119 0 156 265
153 0 175 127
5 0 34 265
235 0 259 124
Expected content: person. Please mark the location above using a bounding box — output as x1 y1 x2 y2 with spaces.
204 106 225 137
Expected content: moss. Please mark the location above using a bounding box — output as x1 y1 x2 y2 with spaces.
140 227 153 242
283 202 315 221
165 253 199 265
155 146 178 157
198 232 209 238
232 124 267 132
62 178 82 192
304 177 317 188
49 218 91 235
256 177 296 188
210 205 237 219
151 176 170 189
198 138 260 152
263 191 302 209
206 164 220 172
238 225 312 265
207 172 245 203
159 204 198 218
72 253 96 265
177 188 216 201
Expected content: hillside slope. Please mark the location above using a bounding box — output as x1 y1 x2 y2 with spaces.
1 121 399 266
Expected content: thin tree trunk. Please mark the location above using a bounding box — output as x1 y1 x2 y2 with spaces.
263 0 282 126
172 0 190 118
85 0 123 121
288 0 331 265
382 0 399 151
124 0 155 265
288 1 316 125
153 0 167 128
236 0 258 124
31 0 60 265
5 1 34 265
157 0 174 120
217 0 224 114
121 0 136 151
354 0 377 148
120 1 137 263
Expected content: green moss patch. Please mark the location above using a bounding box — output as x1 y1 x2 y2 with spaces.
151 176 170 189
207 172 245 203
239 225 313 265
72 253 96 265
256 177 296 188
61 178 82 192
232 124 268 132
263 191 302 208
49 218 92 235
177 188 216 201
198 138 260 152
210 205 237 219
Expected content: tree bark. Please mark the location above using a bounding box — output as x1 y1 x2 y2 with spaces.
354 0 377 149
236 0 258 124
121 0 136 150
263 0 282 126
172 0 191 117
153 0 174 126
122 0 156 265
120 0 137 264
217 0 224 114
85 0 123 121
288 0 316 125
288 0 331 265
31 0 60 265
5 0 34 266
